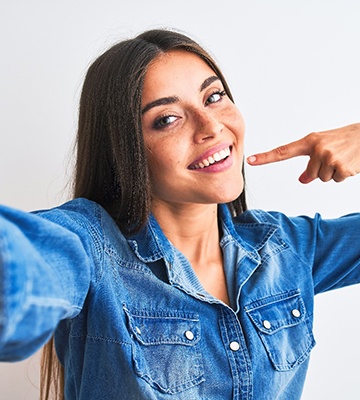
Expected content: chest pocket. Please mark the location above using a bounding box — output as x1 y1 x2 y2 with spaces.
245 289 315 371
124 306 204 395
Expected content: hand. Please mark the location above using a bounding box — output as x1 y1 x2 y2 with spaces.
247 123 360 184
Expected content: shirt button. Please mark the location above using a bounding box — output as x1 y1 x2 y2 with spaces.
263 320 271 329
185 330 194 340
229 341 240 351
292 309 301 318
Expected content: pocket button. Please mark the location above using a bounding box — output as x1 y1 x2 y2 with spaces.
185 330 194 341
291 309 301 318
263 320 271 329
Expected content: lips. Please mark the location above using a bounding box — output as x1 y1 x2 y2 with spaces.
188 145 232 170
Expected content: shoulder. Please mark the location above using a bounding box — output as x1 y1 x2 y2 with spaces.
230 208 360 259
228 208 324 254
34 198 101 227
33 198 120 245
233 209 321 233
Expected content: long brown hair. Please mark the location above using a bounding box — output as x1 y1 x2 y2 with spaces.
74 28 246 234
41 28 247 399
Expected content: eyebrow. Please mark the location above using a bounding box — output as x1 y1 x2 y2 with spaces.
141 75 220 114
199 75 220 92
142 96 179 114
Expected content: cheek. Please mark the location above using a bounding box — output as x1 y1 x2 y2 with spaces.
231 112 245 136
145 144 181 180
146 151 163 178
221 105 245 137
146 136 185 168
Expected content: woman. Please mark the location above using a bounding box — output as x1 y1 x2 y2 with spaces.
0 29 359 399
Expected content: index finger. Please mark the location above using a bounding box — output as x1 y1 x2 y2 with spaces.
247 137 310 166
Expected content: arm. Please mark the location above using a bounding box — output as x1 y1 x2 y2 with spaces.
246 122 360 291
264 210 360 294
0 200 98 361
247 123 360 183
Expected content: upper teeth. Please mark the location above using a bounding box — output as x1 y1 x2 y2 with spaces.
192 147 231 169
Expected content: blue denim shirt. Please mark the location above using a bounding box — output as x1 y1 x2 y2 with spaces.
1 198 359 399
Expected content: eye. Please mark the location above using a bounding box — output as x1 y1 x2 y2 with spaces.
205 90 226 106
153 115 178 129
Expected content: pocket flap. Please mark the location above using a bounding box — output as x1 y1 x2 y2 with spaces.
124 308 201 346
245 289 306 334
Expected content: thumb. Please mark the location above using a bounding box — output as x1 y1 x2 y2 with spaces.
298 170 315 184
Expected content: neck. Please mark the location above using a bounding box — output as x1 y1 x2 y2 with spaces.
152 200 230 305
151 200 229 305
151 201 221 264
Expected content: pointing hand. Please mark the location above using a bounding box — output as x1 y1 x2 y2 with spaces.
247 123 360 184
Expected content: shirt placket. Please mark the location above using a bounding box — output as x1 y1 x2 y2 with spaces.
219 306 253 400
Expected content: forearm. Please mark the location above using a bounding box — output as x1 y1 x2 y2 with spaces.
0 205 91 361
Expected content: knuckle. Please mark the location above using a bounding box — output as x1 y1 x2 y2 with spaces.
274 145 288 158
312 141 327 154
325 154 337 167
305 132 318 146
341 165 355 175
333 166 356 181
333 168 348 182
333 175 345 183
318 172 331 183
308 132 329 152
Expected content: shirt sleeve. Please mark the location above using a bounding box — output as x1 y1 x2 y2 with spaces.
0 200 100 361
311 212 360 294
264 211 360 295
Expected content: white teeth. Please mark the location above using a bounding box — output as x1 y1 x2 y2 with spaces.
192 146 231 169
220 149 227 158
214 152 221 162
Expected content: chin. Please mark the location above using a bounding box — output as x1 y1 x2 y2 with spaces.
217 181 244 203
220 194 242 204
211 190 243 205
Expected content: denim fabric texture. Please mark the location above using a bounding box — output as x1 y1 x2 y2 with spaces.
0 198 359 399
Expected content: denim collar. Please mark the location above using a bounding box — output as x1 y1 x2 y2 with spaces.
126 213 175 265
219 205 279 255
126 204 278 265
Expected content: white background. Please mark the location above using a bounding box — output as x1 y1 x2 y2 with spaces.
0 1 359 398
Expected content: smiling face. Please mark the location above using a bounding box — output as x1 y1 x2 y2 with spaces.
141 50 245 211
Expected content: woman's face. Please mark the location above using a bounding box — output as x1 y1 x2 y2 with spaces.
141 50 245 210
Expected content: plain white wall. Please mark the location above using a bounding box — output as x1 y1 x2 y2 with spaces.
1 1 359 398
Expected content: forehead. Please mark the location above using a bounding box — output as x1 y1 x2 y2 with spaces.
142 50 217 100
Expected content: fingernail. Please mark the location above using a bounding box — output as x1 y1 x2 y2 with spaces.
247 155 257 164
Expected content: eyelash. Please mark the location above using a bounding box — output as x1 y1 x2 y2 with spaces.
153 115 178 130
205 89 227 106
152 89 227 130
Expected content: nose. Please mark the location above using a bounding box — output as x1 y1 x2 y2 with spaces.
192 109 224 143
